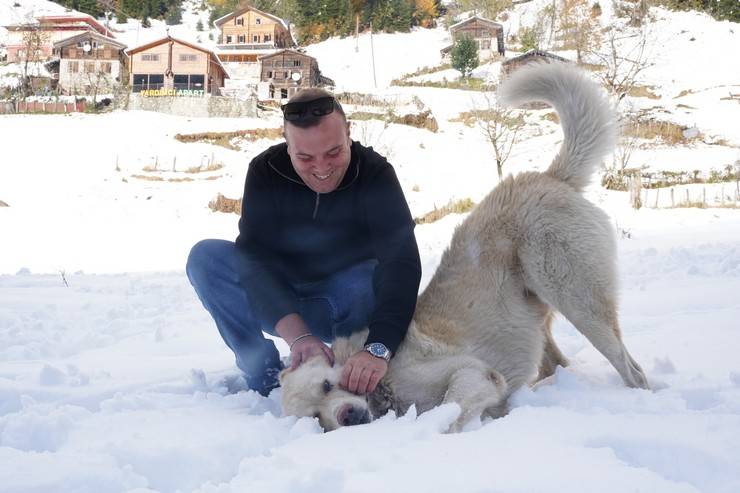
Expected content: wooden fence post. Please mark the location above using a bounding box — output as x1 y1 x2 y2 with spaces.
629 172 642 209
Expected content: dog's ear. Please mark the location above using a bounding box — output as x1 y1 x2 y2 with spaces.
332 328 369 365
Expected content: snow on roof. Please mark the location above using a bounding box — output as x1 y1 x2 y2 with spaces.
448 14 503 31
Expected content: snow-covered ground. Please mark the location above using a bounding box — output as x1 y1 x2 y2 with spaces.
2 2 740 492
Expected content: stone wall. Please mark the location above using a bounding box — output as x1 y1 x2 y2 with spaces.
122 93 257 118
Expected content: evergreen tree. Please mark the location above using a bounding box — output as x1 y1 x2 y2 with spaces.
142 0 153 26
451 35 478 78
196 18 204 30
165 4 182 25
710 0 739 21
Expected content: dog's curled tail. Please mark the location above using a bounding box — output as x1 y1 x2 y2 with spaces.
497 62 616 192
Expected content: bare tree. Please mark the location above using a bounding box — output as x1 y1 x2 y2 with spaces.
475 93 527 181
18 23 50 98
558 0 601 63
587 26 654 102
603 115 640 191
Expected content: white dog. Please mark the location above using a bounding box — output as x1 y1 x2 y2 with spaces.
280 62 650 432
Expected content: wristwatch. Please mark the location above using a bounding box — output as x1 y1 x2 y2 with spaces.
364 342 391 362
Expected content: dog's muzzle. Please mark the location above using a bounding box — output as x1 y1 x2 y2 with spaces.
337 403 371 426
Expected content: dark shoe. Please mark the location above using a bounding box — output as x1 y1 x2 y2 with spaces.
245 361 284 397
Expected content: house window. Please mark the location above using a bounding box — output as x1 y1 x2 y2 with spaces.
132 73 164 92
236 18 244 25
141 54 160 61
293 60 301 67
255 17 261 24
253 35 259 42
267 70 272 78
85 61 96 73
69 61 79 73
174 74 205 90
226 35 232 43
264 34 271 42
238 35 245 43
101 62 112 73
179 54 198 62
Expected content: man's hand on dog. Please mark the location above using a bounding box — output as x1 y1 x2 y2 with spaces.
340 351 387 395
276 314 335 370
290 335 335 370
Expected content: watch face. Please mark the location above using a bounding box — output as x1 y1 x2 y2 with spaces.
367 343 388 358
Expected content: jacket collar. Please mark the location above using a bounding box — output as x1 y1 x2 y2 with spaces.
267 141 360 192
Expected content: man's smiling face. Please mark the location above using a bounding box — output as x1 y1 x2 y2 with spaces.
284 111 352 194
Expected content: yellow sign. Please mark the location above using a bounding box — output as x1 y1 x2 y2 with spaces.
141 89 205 97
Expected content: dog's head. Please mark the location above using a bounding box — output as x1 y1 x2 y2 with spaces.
279 330 372 431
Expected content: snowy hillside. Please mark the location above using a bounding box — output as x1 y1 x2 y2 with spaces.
2 1 740 492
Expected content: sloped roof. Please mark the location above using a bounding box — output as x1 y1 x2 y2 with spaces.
449 14 503 32
213 5 289 30
53 31 126 50
502 50 570 66
258 49 315 61
126 36 229 78
6 15 115 37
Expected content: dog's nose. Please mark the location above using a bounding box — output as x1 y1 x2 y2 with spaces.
341 406 371 426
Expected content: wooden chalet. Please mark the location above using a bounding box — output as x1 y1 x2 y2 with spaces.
126 36 229 96
258 49 333 100
442 15 505 57
500 50 570 79
53 31 127 95
214 5 294 63
4 15 115 63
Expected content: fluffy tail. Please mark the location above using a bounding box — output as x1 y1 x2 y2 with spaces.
497 62 616 191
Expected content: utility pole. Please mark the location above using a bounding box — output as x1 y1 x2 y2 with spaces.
369 21 377 89
355 14 359 53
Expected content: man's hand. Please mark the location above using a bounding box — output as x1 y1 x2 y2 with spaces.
290 334 335 370
275 313 335 370
340 350 388 395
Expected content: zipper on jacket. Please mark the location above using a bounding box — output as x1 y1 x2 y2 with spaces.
312 193 320 219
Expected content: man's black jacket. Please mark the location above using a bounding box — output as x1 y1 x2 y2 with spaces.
235 140 421 353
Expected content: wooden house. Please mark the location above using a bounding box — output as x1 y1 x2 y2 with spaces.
126 36 229 96
214 6 294 63
500 50 571 108
53 31 127 95
500 50 570 79
442 15 505 57
258 49 333 100
4 15 114 63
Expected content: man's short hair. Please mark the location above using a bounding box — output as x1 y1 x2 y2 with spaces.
283 88 346 129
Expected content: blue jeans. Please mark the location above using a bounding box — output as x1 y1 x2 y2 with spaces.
186 239 376 395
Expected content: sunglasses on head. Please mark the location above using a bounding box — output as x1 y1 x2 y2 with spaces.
281 96 336 122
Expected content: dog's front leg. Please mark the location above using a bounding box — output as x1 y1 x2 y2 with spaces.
442 365 508 433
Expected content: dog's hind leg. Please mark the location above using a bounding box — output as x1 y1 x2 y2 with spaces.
442 364 508 433
536 313 569 382
521 228 649 390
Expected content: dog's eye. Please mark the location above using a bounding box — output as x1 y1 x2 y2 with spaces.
322 379 333 394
